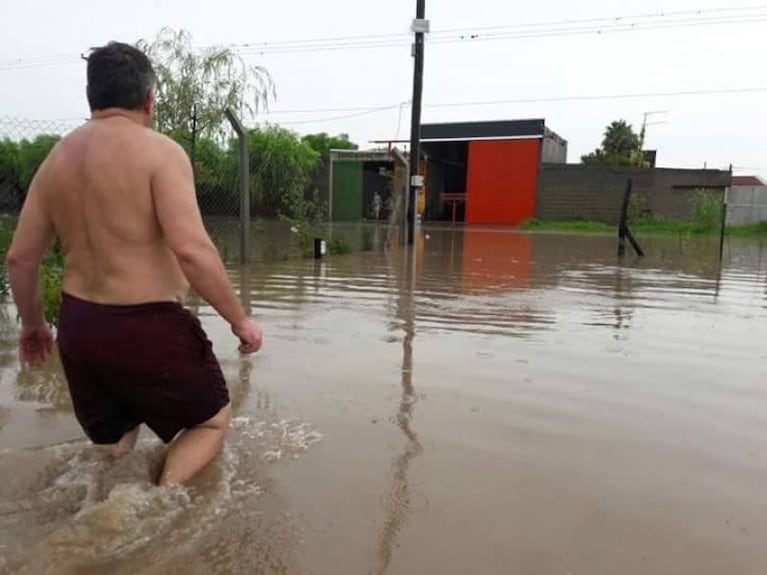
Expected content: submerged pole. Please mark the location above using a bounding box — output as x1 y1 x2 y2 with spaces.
719 188 728 262
618 178 645 258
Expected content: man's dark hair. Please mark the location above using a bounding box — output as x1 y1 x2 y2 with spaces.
86 42 155 112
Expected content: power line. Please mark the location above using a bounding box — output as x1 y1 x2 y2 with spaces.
1 5 766 69
231 19 767 57
233 5 767 54
231 9 767 56
270 102 407 125
6 86 765 127
263 87 767 117
425 87 767 108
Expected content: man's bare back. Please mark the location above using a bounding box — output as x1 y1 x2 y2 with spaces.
44 117 189 304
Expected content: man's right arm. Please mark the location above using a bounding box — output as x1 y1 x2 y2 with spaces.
151 138 262 353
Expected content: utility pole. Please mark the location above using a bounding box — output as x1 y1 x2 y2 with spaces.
407 0 428 245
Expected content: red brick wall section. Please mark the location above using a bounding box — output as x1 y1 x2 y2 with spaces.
465 139 541 225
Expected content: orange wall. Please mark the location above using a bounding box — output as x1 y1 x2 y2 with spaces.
465 139 541 225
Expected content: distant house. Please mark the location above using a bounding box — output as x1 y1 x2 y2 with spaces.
329 118 568 226
731 175 767 187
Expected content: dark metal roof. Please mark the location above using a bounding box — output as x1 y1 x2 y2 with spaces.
420 119 546 142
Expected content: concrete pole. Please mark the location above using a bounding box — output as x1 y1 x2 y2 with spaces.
225 109 251 264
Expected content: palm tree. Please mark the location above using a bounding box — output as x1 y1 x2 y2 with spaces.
601 120 640 158
581 120 641 165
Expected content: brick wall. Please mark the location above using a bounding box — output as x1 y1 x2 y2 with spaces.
537 165 732 224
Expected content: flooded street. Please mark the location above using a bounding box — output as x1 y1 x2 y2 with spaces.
2 227 767 574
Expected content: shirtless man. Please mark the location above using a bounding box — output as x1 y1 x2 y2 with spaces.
6 42 262 485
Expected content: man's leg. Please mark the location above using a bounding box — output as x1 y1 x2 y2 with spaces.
158 404 232 486
96 426 140 459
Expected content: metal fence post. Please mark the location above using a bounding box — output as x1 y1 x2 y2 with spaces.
225 109 251 264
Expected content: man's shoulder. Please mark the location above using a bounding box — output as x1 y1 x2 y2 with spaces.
145 130 187 157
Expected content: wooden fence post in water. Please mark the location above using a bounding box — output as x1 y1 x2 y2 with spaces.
618 178 645 258
225 109 251 264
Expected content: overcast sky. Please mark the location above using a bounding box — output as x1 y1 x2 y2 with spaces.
1 0 766 176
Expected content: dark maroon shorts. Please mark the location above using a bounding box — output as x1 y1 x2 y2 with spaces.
57 292 230 444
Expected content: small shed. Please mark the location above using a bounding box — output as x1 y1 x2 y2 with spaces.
329 150 402 222
420 119 566 225
329 119 567 225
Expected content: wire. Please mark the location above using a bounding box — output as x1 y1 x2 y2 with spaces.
2 5 766 69
425 87 767 109
263 87 767 117
266 102 407 125
432 5 767 34
231 10 767 56
7 86 765 127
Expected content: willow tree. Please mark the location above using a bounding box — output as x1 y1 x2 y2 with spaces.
138 28 274 167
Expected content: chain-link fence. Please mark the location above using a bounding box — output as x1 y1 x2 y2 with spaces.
0 115 246 257
0 116 81 214
0 115 383 264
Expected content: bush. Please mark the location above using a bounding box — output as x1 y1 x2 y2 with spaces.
692 189 723 233
328 234 351 255
0 220 62 325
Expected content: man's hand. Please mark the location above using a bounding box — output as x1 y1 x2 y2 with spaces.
19 324 53 366
232 318 263 354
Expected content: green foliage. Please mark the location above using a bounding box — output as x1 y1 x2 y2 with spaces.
581 120 641 166
727 221 767 236
301 133 359 159
691 189 723 232
0 139 20 196
628 191 650 223
627 190 724 235
18 136 60 192
0 135 61 209
361 227 375 251
40 262 62 325
327 234 351 255
246 126 320 218
0 218 13 295
0 135 60 208
138 28 274 145
262 240 287 262
519 191 757 238
520 219 614 233
0 220 62 325
208 231 232 263
195 136 237 209
286 222 316 258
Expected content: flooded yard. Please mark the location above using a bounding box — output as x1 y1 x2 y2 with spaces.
1 227 767 574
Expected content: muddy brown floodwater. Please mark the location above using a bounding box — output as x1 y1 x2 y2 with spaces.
1 227 767 575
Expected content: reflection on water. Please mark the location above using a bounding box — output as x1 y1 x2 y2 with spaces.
1 228 767 574
375 250 423 575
